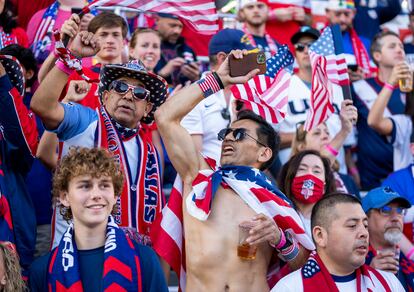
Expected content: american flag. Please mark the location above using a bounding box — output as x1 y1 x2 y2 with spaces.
32 1 59 58
230 45 294 125
150 160 315 291
81 0 219 35
304 26 349 131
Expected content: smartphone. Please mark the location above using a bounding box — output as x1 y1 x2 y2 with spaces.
347 64 359 72
71 7 83 15
229 50 267 77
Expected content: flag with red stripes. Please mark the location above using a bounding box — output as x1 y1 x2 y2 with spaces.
81 0 219 35
304 26 350 131
230 45 294 125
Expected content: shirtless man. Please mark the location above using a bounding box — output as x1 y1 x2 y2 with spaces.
155 50 312 291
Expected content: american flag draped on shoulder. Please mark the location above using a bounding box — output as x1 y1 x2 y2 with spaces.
150 158 315 291
304 25 350 131
230 45 294 125
80 0 219 34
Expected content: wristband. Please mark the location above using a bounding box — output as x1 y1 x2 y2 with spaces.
280 233 300 261
197 73 222 98
212 72 225 90
269 228 286 249
384 83 395 91
55 60 74 75
406 246 414 260
349 166 358 176
325 144 339 157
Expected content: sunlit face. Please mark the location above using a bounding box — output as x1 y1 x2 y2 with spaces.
95 26 125 62
295 154 326 182
60 174 117 229
374 35 405 67
304 123 330 151
326 8 355 32
294 36 316 70
220 119 270 169
317 203 369 274
129 32 161 72
102 77 153 129
156 17 183 44
239 2 269 27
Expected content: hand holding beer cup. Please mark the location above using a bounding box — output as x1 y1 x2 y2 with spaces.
388 61 413 93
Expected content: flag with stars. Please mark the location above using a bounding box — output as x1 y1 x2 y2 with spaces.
150 159 315 291
304 25 350 131
231 45 294 125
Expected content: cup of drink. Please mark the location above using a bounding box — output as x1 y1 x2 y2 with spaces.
399 60 413 93
237 221 257 260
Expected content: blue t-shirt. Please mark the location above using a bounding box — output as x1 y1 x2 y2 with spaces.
29 243 168 292
352 77 405 190
252 35 279 59
382 164 414 204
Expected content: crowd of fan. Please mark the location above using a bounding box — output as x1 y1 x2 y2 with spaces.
1 0 414 290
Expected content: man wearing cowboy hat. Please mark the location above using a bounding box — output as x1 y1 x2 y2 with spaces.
30 30 167 249
0 55 38 275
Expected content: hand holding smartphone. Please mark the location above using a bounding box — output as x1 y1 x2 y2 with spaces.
229 50 267 77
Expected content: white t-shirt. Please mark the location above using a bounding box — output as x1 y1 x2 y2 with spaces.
390 114 412 171
181 91 229 162
278 75 355 173
271 267 405 292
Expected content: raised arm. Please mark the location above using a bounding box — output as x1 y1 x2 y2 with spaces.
155 50 258 184
367 62 410 135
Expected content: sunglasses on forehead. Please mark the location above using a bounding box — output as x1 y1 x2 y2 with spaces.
109 80 150 101
217 127 268 147
294 42 314 52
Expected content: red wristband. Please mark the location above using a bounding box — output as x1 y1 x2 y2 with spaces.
269 228 287 249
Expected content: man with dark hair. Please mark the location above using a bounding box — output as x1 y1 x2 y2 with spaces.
352 30 408 190
362 187 414 290
272 193 404 291
152 50 314 290
154 13 200 87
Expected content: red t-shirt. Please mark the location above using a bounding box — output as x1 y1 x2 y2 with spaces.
11 0 54 30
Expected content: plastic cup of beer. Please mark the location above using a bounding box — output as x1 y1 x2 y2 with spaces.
399 61 413 93
237 221 257 260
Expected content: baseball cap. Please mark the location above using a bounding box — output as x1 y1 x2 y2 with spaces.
208 28 255 55
290 26 320 45
362 187 411 213
157 13 180 20
238 0 267 9
326 0 355 10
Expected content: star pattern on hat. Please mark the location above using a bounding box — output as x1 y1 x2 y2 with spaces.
0 55 25 96
302 258 321 278
99 61 168 124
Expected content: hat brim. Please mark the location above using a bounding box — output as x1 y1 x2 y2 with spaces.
290 31 320 45
388 197 412 209
99 64 168 124
0 55 25 96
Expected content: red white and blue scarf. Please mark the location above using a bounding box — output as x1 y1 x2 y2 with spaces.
0 27 17 50
96 106 163 236
242 25 278 56
48 216 143 291
302 251 391 292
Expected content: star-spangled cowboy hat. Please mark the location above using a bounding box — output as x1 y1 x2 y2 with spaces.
0 55 25 96
99 60 168 124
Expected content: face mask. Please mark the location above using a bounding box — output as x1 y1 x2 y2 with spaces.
291 174 325 204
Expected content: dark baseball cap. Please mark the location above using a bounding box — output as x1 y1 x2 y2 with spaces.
362 186 411 213
157 13 180 20
291 26 321 45
208 28 255 56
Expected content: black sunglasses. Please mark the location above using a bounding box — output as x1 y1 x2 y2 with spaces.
109 80 150 101
294 42 314 52
217 127 267 147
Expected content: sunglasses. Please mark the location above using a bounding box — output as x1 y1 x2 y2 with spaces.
217 127 267 147
294 42 314 52
109 80 150 101
376 205 407 216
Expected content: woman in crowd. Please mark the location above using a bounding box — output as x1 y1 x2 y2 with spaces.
129 28 161 73
0 0 28 49
0 242 25 292
278 150 336 237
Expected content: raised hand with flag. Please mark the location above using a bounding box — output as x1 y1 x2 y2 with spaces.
231 45 294 125
304 25 350 131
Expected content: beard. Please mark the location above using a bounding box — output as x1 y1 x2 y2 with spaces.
384 229 403 245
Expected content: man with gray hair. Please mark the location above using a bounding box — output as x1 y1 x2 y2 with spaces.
362 186 414 290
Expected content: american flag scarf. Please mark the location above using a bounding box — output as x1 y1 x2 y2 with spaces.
47 216 143 292
96 106 163 236
349 28 376 78
151 158 315 291
230 44 294 125
32 1 60 60
302 251 391 292
242 25 278 56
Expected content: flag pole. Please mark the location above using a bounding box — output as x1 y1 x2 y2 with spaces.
331 24 352 100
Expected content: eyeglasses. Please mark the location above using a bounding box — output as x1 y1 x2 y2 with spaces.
109 80 150 101
294 42 314 52
217 127 267 147
376 205 407 216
